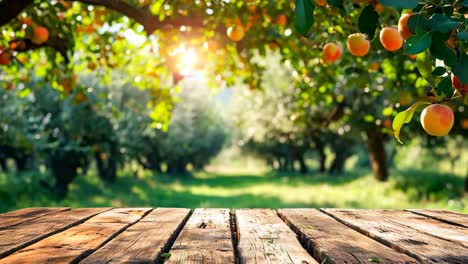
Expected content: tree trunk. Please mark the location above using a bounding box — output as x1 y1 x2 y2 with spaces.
464 168 468 194
49 155 79 199
366 130 388 181
329 151 348 174
313 139 326 173
297 153 308 174
95 152 117 183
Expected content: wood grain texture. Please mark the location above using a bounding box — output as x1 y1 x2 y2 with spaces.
323 209 468 264
0 208 150 264
0 207 69 230
81 208 190 264
407 209 468 228
278 209 418 264
236 209 317 264
166 208 235 264
0 208 109 259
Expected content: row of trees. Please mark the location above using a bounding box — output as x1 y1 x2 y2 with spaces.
0 74 226 198
0 0 467 185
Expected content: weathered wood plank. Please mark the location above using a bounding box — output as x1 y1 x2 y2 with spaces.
323 209 468 264
166 208 234 264
279 209 418 264
81 208 190 264
236 209 317 264
407 209 468 228
0 208 151 264
0 208 109 259
0 207 69 230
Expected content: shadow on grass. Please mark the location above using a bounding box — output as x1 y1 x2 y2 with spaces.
156 169 369 189
392 168 464 202
51 173 340 209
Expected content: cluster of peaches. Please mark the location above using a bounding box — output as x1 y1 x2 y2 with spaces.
321 13 411 63
320 12 466 137
0 17 49 66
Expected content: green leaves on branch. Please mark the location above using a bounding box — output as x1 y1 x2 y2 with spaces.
452 54 468 86
431 67 446 77
377 0 418 9
295 0 315 36
404 31 432 55
435 76 453 97
430 14 460 33
358 5 379 40
416 51 435 86
393 101 430 144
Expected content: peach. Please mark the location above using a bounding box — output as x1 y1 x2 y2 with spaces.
227 24 245 42
315 0 327 6
452 74 468 96
380 27 403 51
31 26 49 45
0 50 10 65
322 42 342 63
276 14 287 26
420 104 454 136
398 91 412 106
346 33 370 56
398 13 413 40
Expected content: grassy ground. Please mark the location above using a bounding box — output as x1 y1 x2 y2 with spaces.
1 164 466 213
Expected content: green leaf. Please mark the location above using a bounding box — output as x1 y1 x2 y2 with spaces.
416 50 436 86
407 15 431 34
435 76 453 97
295 0 315 36
161 253 171 260
452 53 468 86
430 14 461 33
377 0 418 9
431 67 446 77
457 31 468 41
358 5 379 40
327 0 345 12
404 31 432 55
369 257 381 263
393 101 430 144
429 33 457 67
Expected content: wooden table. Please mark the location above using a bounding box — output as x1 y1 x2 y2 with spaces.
0 208 467 263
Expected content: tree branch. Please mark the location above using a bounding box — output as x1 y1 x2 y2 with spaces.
0 0 34 28
10 37 69 63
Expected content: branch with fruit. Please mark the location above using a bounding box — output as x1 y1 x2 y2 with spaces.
294 0 467 143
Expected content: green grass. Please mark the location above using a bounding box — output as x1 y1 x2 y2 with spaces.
1 165 466 213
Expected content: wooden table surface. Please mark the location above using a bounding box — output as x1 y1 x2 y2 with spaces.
0 208 467 263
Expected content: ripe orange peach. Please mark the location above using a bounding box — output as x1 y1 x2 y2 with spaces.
31 26 49 45
139 0 150 6
398 91 412 106
346 33 370 57
0 50 10 65
369 62 380 71
452 74 468 96
462 119 468 130
227 24 245 42
315 0 327 6
420 104 454 137
276 14 287 26
383 119 392 128
322 42 342 63
374 3 384 13
398 13 413 40
74 92 87 104
21 17 33 25
380 27 403 51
